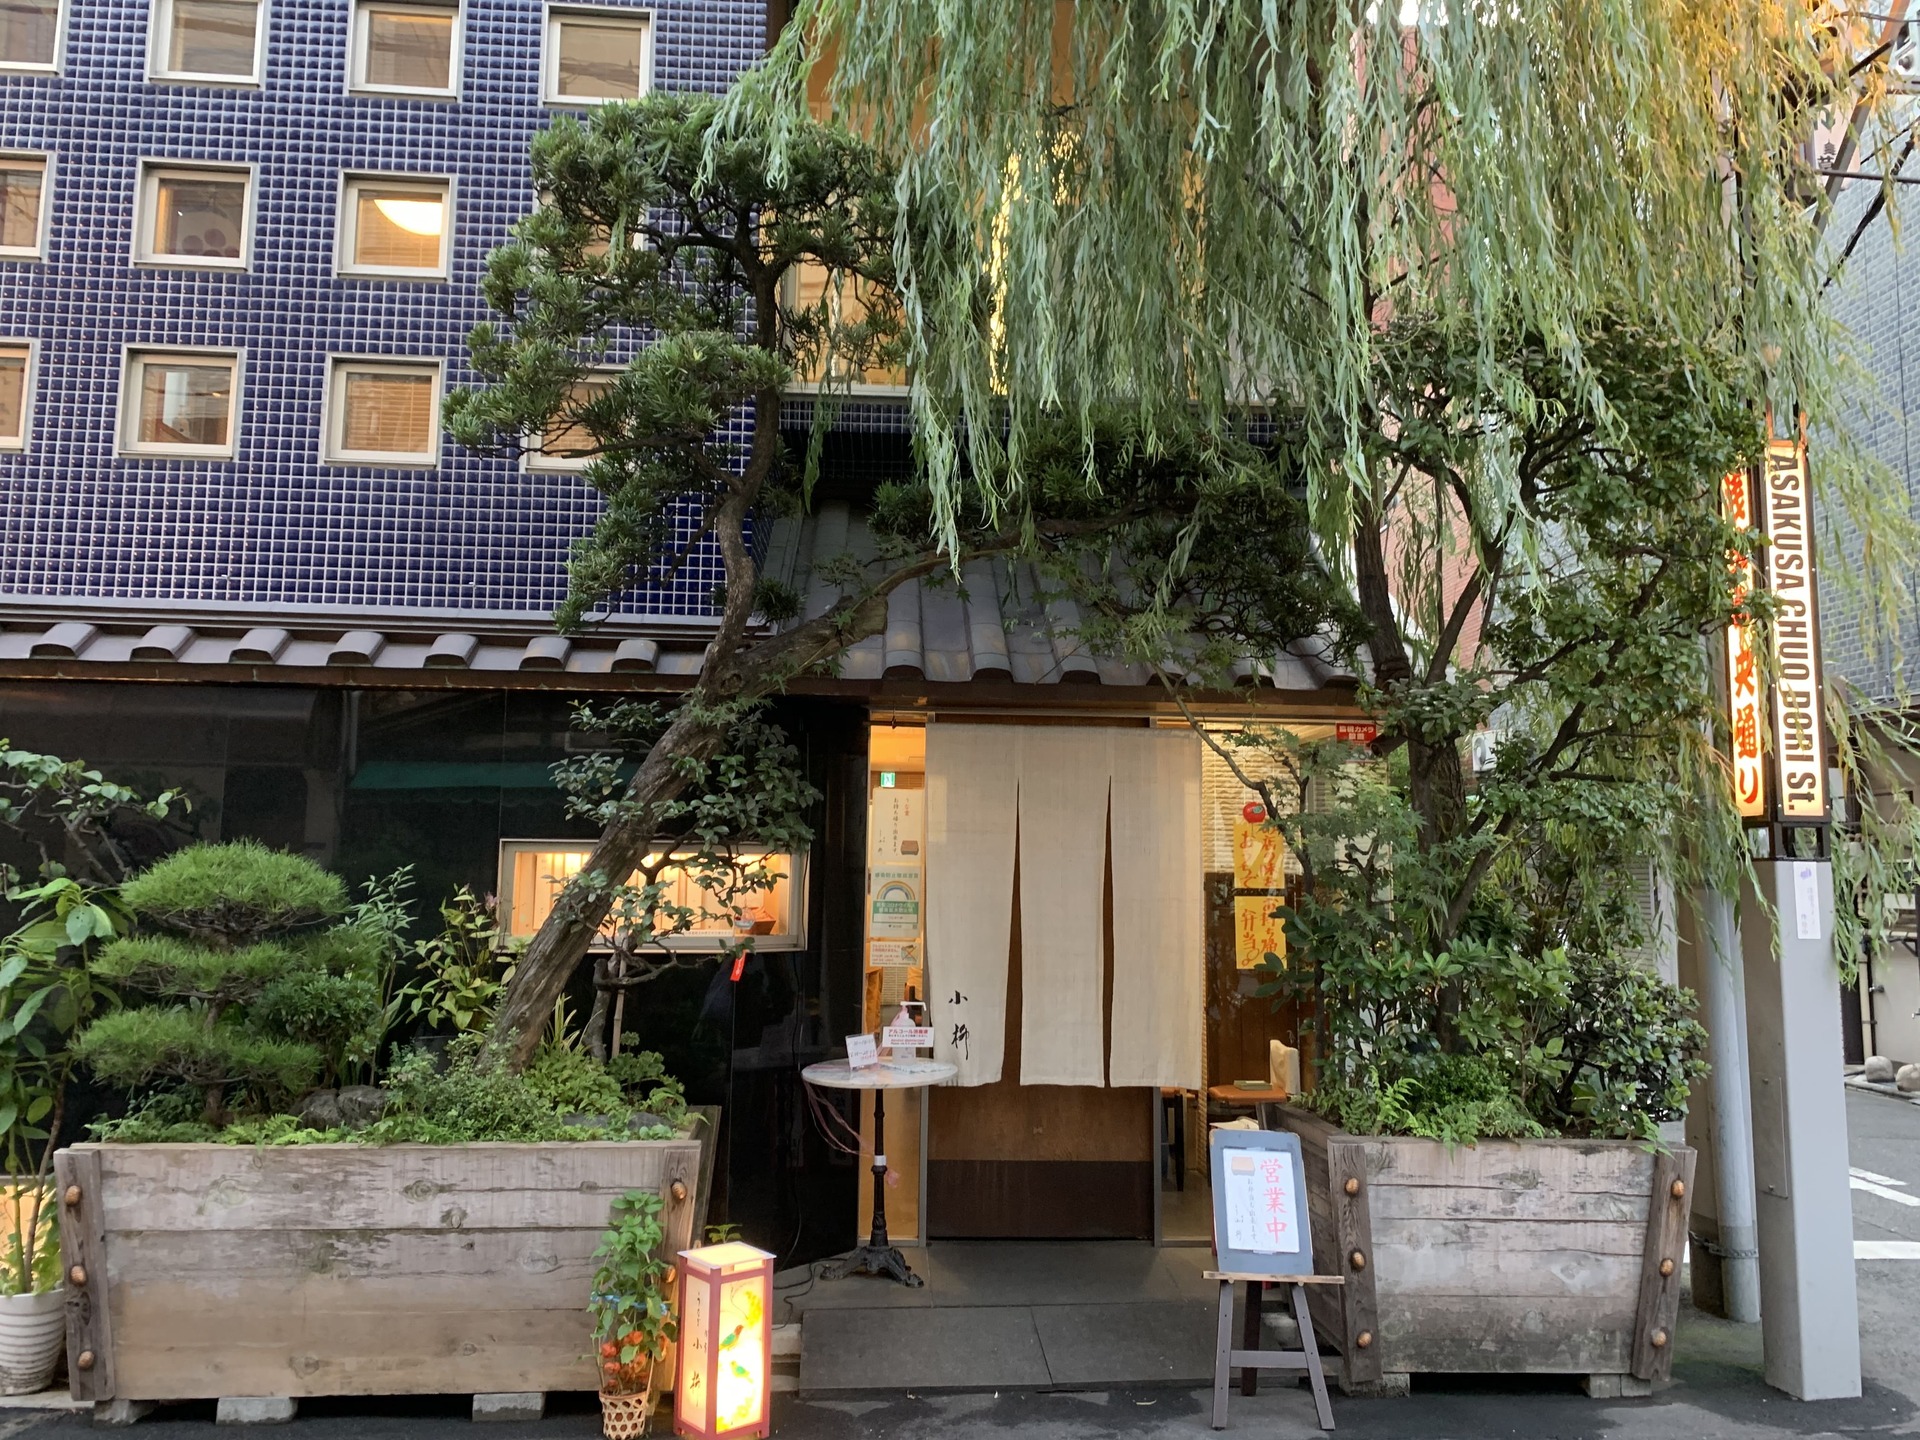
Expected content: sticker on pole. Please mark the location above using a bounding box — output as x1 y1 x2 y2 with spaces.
1793 861 1821 941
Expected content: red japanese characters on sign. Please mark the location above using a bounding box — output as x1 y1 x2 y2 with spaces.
1722 466 1767 821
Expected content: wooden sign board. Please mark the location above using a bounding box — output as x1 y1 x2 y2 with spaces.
1209 1128 1314 1276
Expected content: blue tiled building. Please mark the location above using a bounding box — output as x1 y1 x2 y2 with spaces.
1 0 759 623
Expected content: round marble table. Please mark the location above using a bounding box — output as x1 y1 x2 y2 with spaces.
802 1057 957 1287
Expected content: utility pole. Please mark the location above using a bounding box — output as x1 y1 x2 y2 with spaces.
1725 440 1861 1400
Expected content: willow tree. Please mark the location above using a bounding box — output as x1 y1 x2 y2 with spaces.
449 93 1354 1067
735 2 1916 871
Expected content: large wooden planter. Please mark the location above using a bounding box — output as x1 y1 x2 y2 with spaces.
1268 1105 1694 1395
54 1132 715 1405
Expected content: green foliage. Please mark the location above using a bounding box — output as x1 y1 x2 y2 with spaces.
254 969 386 1086
393 887 518 1034
1252 738 1707 1143
0 740 188 887
120 841 346 943
525 1044 628 1117
607 1046 690 1129
445 92 901 631
92 936 296 1003
590 1189 678 1394
76 1008 321 1101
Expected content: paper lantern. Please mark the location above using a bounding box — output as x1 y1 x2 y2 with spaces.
674 1242 774 1438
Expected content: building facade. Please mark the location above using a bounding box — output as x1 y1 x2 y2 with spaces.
0 0 1364 1263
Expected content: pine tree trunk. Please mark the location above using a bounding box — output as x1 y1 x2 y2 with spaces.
492 708 730 1071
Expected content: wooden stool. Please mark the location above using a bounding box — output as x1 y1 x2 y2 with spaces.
1206 1271 1343 1432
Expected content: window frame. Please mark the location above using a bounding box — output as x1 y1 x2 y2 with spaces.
334 171 454 279
132 159 257 271
321 354 445 466
0 152 52 261
523 368 618 472
147 0 268 85
0 337 37 453
116 346 244 460
778 262 911 397
497 838 811 953
540 4 652 108
348 0 462 98
0 0 67 74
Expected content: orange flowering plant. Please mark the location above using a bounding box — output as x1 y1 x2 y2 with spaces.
589 1189 677 1396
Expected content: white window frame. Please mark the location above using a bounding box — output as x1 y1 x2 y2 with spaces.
132 160 257 270
0 152 52 260
0 0 67 74
348 0 461 98
117 347 244 459
0 337 37 453
540 4 652 107
321 355 445 466
524 368 617 471
335 171 454 279
147 0 269 85
778 264 911 397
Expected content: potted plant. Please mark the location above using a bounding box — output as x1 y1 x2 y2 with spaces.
0 1179 62 1395
590 1189 678 1439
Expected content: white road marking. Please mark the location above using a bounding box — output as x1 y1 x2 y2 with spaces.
1850 1167 1909 1188
1855 1240 1920 1260
1850 1175 1920 1207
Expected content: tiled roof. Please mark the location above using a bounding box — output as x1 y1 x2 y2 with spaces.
0 503 1357 693
761 502 1357 692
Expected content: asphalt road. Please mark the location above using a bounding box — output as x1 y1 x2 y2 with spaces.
7 1088 1917 1440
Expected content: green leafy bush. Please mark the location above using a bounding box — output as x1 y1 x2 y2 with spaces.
254 969 386 1085
525 1045 628 1117
119 841 345 940
76 1009 321 1101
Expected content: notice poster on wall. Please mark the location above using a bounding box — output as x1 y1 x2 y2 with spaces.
870 939 921 969
869 866 923 938
1221 1147 1302 1255
1233 810 1286 890
1235 895 1286 971
870 787 925 866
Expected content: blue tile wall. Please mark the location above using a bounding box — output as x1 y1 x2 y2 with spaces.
0 0 766 620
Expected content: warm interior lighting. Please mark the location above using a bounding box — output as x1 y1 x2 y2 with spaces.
372 196 444 235
675 1244 773 1439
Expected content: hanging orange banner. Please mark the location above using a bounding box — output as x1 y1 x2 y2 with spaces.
1723 466 1767 820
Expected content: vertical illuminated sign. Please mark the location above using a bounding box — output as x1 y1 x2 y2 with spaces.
1722 467 1768 819
1759 437 1829 822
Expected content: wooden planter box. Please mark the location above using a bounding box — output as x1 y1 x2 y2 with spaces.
54 1128 718 1406
1267 1105 1694 1395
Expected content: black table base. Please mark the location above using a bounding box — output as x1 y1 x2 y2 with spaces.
823 1084 924 1287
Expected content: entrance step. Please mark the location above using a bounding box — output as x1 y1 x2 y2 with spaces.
799 1301 1219 1394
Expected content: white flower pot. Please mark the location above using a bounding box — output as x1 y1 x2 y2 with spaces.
0 1288 65 1395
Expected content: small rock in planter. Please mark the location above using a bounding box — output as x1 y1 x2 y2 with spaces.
336 1086 390 1127
1864 1055 1896 1084
295 1090 344 1130
1897 1064 1920 1096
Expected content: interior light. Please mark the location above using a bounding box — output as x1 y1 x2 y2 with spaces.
372 196 444 236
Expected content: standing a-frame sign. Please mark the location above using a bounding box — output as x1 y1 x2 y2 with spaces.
1207 1127 1342 1431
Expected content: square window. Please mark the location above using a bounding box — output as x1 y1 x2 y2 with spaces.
0 343 32 450
543 8 649 105
0 156 47 258
324 358 442 464
0 0 61 70
338 174 451 276
120 350 240 458
527 374 613 470
136 163 252 267
352 0 457 95
151 0 265 82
